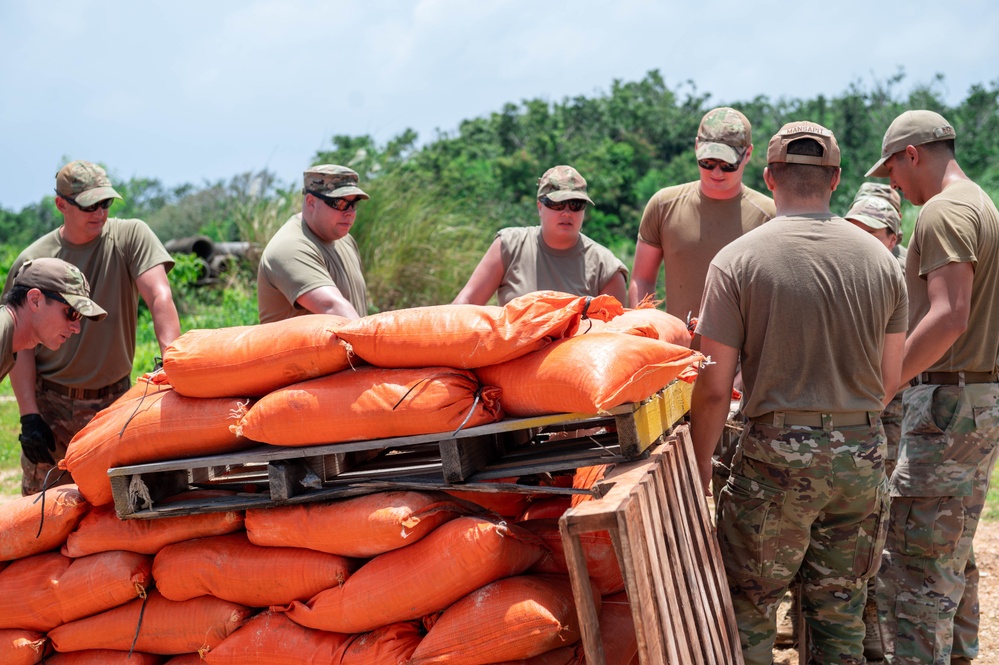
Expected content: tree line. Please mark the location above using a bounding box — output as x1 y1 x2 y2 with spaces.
3 70 997 311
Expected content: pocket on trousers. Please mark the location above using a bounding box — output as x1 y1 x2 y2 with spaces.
895 597 940 661
717 473 785 580
888 494 965 558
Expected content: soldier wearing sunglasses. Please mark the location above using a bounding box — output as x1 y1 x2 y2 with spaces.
257 164 369 322
3 160 180 496
453 165 627 306
629 107 775 336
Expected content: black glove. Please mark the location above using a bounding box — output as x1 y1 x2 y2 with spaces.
19 413 56 465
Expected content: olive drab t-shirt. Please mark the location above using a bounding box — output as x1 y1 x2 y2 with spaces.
637 181 775 321
495 226 629 306
0 307 15 379
697 214 908 417
906 180 999 374
257 214 368 324
2 219 174 388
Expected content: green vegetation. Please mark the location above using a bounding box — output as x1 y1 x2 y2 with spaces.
1 70 998 499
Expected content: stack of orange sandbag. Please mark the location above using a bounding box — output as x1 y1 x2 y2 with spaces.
0 483 639 664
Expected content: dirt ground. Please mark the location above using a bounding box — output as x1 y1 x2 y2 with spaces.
774 519 999 665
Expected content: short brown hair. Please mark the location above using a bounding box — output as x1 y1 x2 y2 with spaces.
768 138 838 196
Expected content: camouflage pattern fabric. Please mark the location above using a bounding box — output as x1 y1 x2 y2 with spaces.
716 421 888 665
21 379 129 496
877 382 999 664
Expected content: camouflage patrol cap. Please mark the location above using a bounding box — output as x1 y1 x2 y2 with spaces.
55 161 123 208
767 121 840 167
853 182 901 215
695 107 752 165
303 165 369 200
845 196 902 235
537 165 594 204
13 258 108 321
866 110 956 178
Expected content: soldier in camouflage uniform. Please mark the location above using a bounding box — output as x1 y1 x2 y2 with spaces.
691 121 908 665
868 111 999 665
845 189 909 661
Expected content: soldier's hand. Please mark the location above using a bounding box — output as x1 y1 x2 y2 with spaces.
19 413 56 465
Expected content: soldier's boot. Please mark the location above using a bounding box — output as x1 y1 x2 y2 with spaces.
862 586 884 661
774 591 798 647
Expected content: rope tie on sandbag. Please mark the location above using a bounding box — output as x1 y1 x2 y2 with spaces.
32 467 68 538
581 296 593 320
128 592 150 657
393 377 432 410
119 375 160 439
452 386 483 436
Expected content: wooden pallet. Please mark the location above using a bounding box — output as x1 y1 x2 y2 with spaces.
108 380 693 519
559 424 742 665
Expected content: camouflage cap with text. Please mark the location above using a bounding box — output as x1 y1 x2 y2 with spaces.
536 165 594 204
853 182 901 215
695 107 752 165
55 161 123 207
866 110 956 178
303 165 369 199
13 258 108 321
845 196 902 235
767 121 840 167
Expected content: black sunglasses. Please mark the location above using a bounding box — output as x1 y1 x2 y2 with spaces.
62 195 114 213
310 192 361 211
697 157 742 173
540 197 587 212
40 290 82 322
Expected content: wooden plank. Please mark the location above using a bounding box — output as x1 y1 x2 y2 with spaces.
440 434 499 482
559 518 607 664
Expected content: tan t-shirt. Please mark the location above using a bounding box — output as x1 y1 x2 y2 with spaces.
906 179 999 373
257 214 368 323
638 181 775 320
0 307 15 379
697 214 908 416
3 219 174 388
495 226 628 306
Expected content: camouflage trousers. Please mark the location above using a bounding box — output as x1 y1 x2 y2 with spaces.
877 383 999 664
21 379 130 496
716 420 888 665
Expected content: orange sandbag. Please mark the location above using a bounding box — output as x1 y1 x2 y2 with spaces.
587 592 638 665
0 550 151 631
442 490 532 518
475 333 702 416
409 574 599 664
154 532 355 606
602 308 691 347
246 491 477 557
521 519 624 596
571 465 609 507
233 367 501 446
0 629 45 665
0 485 87 561
203 610 350 665
62 388 253 506
338 621 424 665
164 315 353 399
43 650 165 665
492 647 578 665
162 655 204 665
62 503 244 557
280 516 546 634
517 497 572 521
48 591 251 655
335 291 623 369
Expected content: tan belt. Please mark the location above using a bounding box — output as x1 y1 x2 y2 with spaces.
912 371 999 386
39 375 131 400
750 411 877 429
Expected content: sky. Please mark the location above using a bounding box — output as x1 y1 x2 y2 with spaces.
1 0 997 212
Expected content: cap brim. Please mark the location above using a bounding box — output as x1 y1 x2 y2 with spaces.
74 187 123 207
846 213 890 230
543 191 594 205
696 142 742 165
325 186 370 200
865 156 890 178
63 293 108 322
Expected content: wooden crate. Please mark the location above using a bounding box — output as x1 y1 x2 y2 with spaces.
559 424 742 665
108 380 693 519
